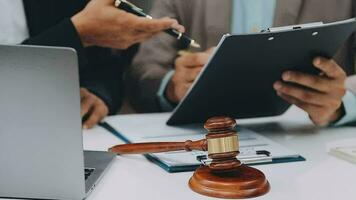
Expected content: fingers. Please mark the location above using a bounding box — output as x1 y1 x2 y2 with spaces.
173 50 210 94
277 91 315 114
278 57 346 98
313 57 346 79
80 89 95 117
166 79 192 103
175 82 192 101
168 59 202 103
175 52 211 68
76 0 186 48
125 17 184 46
83 101 108 129
80 89 109 129
190 66 203 81
168 18 185 33
273 81 332 106
274 57 347 126
185 66 203 82
137 17 185 34
174 65 203 82
281 71 331 93
205 47 216 54
100 0 116 5
278 91 340 126
276 92 328 126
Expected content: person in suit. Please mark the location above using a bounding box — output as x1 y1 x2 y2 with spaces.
0 0 183 129
128 0 356 126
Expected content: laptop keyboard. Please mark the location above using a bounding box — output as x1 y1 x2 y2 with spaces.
85 168 95 180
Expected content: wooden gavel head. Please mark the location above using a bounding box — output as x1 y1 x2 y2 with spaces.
204 116 241 172
189 117 270 199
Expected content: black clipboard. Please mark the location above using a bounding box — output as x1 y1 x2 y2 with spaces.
167 18 356 125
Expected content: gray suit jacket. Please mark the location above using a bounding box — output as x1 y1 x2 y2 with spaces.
128 0 356 112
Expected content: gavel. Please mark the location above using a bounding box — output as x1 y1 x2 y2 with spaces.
109 116 269 199
109 116 241 171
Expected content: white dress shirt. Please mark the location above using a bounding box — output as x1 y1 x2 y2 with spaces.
336 76 356 125
0 0 29 45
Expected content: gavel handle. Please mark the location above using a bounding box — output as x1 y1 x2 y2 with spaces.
109 139 207 154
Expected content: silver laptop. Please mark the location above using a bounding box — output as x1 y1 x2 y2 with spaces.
0 45 115 200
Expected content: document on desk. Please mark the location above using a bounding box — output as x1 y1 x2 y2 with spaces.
103 113 305 173
328 139 356 164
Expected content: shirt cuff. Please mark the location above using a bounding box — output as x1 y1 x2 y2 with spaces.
334 90 356 126
157 70 175 112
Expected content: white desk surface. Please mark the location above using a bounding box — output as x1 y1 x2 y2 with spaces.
83 106 356 200
2 107 355 200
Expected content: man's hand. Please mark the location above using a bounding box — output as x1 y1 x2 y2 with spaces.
166 48 214 103
71 0 184 49
274 57 347 126
80 88 109 129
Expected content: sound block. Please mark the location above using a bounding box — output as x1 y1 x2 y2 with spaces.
189 164 270 199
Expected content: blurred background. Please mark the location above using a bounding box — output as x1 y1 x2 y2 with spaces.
119 0 153 114
130 0 153 12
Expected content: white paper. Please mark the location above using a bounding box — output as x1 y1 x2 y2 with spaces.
328 139 356 164
105 113 301 167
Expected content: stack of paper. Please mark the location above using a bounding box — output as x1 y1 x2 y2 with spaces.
328 139 356 164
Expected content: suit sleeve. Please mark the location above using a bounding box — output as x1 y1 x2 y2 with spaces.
126 0 182 113
21 18 87 68
22 18 123 114
81 47 126 115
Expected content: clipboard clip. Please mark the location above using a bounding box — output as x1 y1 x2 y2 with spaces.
263 22 324 33
196 150 273 166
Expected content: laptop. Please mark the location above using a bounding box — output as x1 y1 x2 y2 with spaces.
0 45 115 200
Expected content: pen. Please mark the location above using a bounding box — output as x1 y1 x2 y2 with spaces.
114 0 201 49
